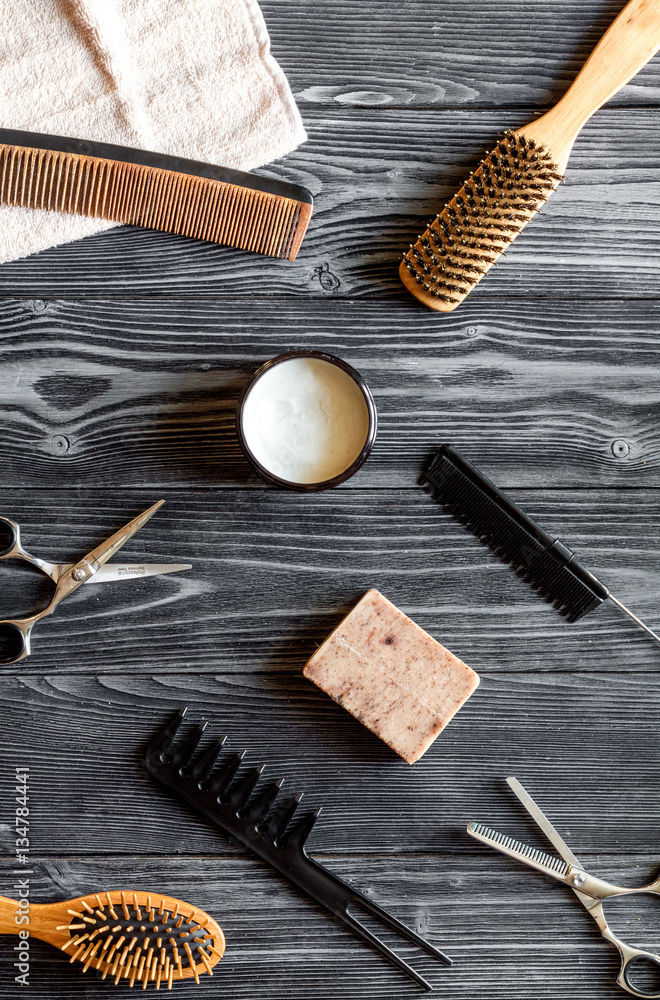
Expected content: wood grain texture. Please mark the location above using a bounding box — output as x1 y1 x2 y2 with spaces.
262 0 660 109
1 297 659 489
0 489 659 673
516 0 660 171
0 1 658 997
0 854 658 999
0 671 659 855
0 109 657 300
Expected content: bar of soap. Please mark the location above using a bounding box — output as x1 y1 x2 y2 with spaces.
303 589 479 764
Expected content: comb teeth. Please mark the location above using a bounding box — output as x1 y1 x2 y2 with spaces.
151 707 186 757
423 445 609 623
145 719 318 851
208 750 247 801
279 807 323 849
145 713 454 989
266 792 305 843
229 764 266 813
189 738 228 786
173 722 208 773
0 135 312 259
400 130 562 312
244 779 285 827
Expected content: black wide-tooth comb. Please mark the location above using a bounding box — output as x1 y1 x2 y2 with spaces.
145 710 452 991
422 444 660 643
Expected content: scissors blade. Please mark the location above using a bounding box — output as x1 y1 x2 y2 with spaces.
506 778 582 867
467 822 571 880
52 501 165 605
506 777 597 913
59 562 192 583
78 500 165 571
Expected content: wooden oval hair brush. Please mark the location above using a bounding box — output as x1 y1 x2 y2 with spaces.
0 889 225 989
400 0 660 312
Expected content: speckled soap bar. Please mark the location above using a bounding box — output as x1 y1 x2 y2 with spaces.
303 589 479 764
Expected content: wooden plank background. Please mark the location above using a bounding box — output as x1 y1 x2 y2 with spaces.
0 1 659 997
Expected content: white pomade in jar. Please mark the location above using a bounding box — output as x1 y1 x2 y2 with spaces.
240 356 372 485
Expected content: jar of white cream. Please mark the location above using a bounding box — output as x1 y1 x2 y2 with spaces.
236 351 377 491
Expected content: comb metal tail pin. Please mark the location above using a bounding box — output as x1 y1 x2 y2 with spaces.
145 710 452 991
422 444 660 645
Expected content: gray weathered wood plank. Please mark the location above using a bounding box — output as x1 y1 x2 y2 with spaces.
0 3 658 998
0 489 659 673
0 109 657 299
0 854 655 998
1 297 659 489
262 0 660 109
0 671 658 854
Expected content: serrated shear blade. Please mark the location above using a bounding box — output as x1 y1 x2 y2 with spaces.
467 821 570 878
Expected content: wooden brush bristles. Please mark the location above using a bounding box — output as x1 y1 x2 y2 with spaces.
58 891 224 989
400 131 563 312
0 141 311 259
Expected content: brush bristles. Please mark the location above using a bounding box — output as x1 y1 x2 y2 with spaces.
400 131 563 312
0 142 311 259
58 891 223 990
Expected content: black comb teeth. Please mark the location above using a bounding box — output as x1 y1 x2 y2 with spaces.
244 778 285 828
145 710 452 991
422 445 609 623
188 738 227 785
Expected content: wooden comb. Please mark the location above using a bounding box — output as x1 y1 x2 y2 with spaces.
0 889 225 989
401 0 660 311
0 128 313 259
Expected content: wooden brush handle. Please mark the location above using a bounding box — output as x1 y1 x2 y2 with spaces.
0 895 29 937
0 895 64 945
520 0 660 168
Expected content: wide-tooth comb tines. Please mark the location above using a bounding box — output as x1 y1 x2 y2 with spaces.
0 130 313 260
228 764 266 812
264 792 304 843
400 131 562 312
172 722 208 773
148 706 187 760
189 738 228 786
278 807 323 849
244 779 285 827
207 750 247 801
145 712 453 990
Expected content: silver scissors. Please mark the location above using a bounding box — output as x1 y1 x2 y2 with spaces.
468 777 660 998
0 501 191 664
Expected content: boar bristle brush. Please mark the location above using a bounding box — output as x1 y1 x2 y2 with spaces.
0 889 225 989
401 0 660 311
423 445 660 645
145 709 452 991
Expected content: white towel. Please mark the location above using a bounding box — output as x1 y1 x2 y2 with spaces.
0 0 307 263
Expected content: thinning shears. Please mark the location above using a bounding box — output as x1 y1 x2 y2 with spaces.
468 777 660 998
0 501 191 664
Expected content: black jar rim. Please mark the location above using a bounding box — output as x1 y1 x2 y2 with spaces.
235 350 378 492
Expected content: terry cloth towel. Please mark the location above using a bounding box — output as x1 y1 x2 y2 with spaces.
0 0 307 263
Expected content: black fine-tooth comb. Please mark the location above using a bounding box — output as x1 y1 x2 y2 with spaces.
422 445 660 644
145 709 452 991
